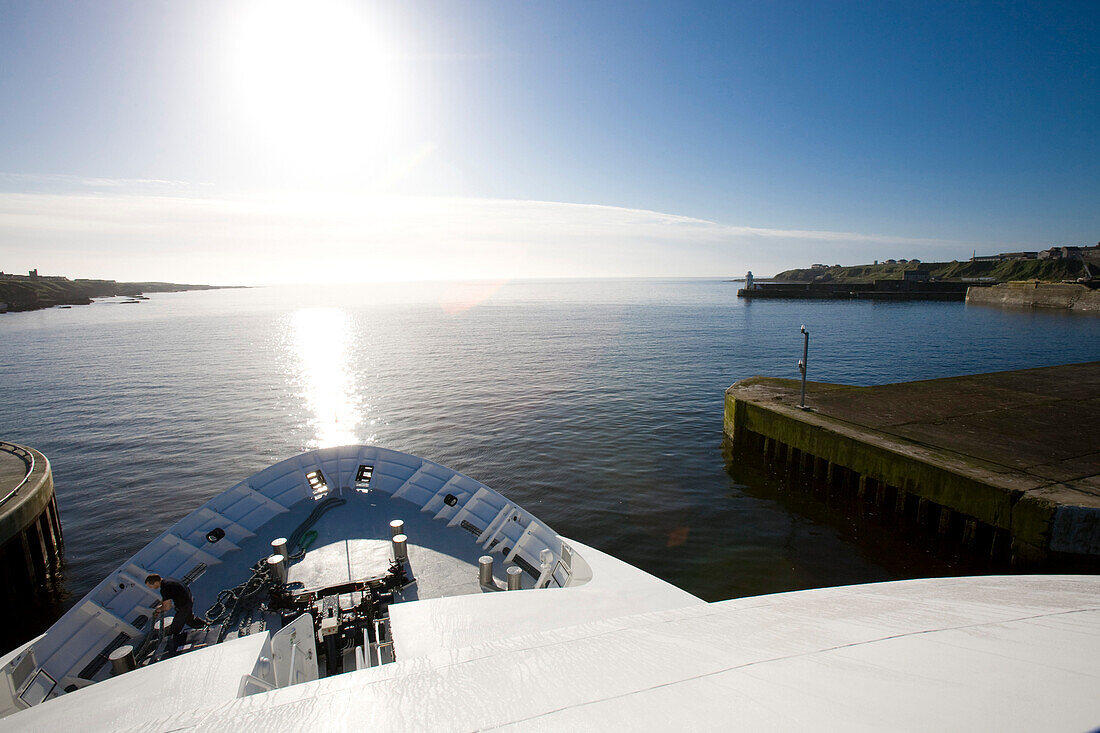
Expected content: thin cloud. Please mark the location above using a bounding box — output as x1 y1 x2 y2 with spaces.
0 191 975 283
0 173 208 190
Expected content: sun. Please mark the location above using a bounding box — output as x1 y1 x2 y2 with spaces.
225 0 408 181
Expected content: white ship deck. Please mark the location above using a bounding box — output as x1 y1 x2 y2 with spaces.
0 446 693 718
4 446 1097 730
0 447 593 705
4 574 1097 731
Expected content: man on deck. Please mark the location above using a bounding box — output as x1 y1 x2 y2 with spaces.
145 573 206 656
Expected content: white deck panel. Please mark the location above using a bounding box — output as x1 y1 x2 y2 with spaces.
2 633 268 733
201 575 1100 732
389 538 703 660
11 575 1096 731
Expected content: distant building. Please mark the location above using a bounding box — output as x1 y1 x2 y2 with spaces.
1039 244 1100 260
29 268 38 279
898 259 908 263
910 259 921 263
972 251 1037 262
811 263 828 270
885 259 897 264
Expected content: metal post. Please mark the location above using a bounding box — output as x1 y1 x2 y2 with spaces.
392 534 408 561
798 325 809 409
109 645 136 675
267 554 288 585
506 565 523 590
389 519 404 538
271 537 288 562
478 555 494 586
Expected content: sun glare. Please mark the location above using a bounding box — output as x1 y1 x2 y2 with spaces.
288 307 364 448
227 0 408 179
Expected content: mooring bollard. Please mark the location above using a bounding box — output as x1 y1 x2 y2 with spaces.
271 537 288 561
389 519 404 538
392 533 408 561
478 555 494 586
109 645 136 676
267 554 288 585
506 565 523 590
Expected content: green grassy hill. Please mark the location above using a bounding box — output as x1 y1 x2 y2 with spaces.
774 259 1089 283
0 277 228 312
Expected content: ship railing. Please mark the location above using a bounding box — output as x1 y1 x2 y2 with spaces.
0 441 35 507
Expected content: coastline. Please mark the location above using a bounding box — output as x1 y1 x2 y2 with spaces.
0 278 245 314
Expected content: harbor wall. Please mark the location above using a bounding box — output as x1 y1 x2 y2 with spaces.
966 282 1100 312
0 443 64 592
738 280 970 301
724 373 1100 567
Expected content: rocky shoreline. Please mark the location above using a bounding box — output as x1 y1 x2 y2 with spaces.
0 276 240 313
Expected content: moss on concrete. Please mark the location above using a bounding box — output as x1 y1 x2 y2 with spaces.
725 368 1100 561
728 397 1018 529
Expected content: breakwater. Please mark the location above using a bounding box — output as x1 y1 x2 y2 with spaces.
967 282 1100 313
738 280 972 301
724 363 1100 567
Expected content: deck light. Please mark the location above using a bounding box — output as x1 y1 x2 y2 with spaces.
306 469 329 497
355 464 374 491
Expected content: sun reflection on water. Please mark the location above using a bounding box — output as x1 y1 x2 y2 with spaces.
288 307 366 448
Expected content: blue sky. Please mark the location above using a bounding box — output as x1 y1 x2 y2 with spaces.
1 1 1097 283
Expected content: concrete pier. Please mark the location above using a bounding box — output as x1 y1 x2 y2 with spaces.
0 442 63 590
724 362 1100 566
966 281 1100 313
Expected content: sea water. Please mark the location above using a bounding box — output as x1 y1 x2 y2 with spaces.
2 278 1099 645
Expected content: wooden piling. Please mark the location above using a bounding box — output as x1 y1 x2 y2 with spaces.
938 506 954 536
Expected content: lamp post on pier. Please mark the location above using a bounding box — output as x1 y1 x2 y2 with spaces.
798 325 809 409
